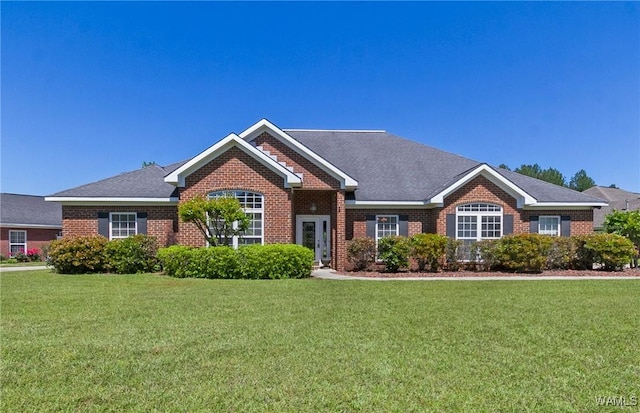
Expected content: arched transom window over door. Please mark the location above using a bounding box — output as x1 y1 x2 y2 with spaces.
456 203 503 257
208 190 264 247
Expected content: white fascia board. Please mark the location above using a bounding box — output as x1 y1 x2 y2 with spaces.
524 202 608 210
239 119 358 190
429 164 537 208
164 133 302 188
44 197 179 205
345 200 436 209
0 223 62 229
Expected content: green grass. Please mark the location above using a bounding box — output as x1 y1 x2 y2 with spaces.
0 260 47 267
2 270 639 412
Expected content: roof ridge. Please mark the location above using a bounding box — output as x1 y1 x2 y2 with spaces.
283 128 386 133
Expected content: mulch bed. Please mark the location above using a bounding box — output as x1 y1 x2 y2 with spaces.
342 267 640 278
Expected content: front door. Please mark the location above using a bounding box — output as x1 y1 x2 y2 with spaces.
296 215 331 267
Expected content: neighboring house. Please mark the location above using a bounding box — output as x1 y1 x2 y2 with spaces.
0 193 62 258
45 119 608 270
583 186 640 231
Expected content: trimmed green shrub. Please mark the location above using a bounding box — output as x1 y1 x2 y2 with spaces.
377 236 410 273
473 240 499 271
346 237 376 271
572 235 596 270
583 233 636 271
190 247 241 279
14 253 29 263
491 233 554 273
445 238 463 271
157 245 194 278
157 244 314 279
410 234 448 272
238 244 314 279
104 235 159 274
49 236 108 274
547 237 578 270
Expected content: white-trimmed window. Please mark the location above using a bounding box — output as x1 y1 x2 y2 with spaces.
538 216 561 236
209 191 264 247
110 213 137 239
456 203 503 259
376 215 399 244
9 230 26 257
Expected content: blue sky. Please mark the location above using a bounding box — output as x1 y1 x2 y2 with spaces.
2 1 639 195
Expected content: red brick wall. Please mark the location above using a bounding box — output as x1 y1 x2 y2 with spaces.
346 209 434 240
61 205 178 246
253 132 341 190
346 175 595 242
0 227 60 258
433 175 594 236
520 209 594 235
434 175 520 234
178 146 293 246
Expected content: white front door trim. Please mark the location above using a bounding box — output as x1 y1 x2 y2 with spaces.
296 215 331 267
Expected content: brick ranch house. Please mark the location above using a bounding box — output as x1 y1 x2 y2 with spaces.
1 193 62 258
46 119 607 271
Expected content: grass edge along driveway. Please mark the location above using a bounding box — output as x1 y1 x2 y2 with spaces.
2 270 639 412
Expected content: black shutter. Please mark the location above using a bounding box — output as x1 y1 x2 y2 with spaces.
365 215 376 238
98 212 109 237
446 214 456 238
561 216 571 237
137 212 148 235
399 215 409 237
530 216 539 233
503 214 514 235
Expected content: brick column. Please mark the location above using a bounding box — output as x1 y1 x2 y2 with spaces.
334 190 346 271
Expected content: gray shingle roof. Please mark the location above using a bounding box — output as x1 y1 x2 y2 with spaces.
49 163 183 198
286 130 605 203
584 186 640 202
584 186 640 228
1 193 62 227
48 127 607 205
494 168 608 203
286 130 481 201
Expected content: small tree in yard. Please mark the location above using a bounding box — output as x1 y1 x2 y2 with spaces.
178 195 249 246
604 210 640 267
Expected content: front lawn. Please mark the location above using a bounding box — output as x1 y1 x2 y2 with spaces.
0 260 47 267
2 270 638 411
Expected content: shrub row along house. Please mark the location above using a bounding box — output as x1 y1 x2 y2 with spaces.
45 119 607 271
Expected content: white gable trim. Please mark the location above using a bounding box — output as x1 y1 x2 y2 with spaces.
164 133 302 188
239 119 358 190
429 164 537 208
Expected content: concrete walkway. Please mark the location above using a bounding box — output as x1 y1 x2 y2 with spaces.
0 265 48 272
312 268 638 281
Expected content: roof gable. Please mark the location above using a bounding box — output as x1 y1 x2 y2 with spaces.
164 133 302 188
428 164 536 208
240 119 358 190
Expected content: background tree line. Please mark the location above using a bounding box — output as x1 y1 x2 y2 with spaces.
497 163 612 192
